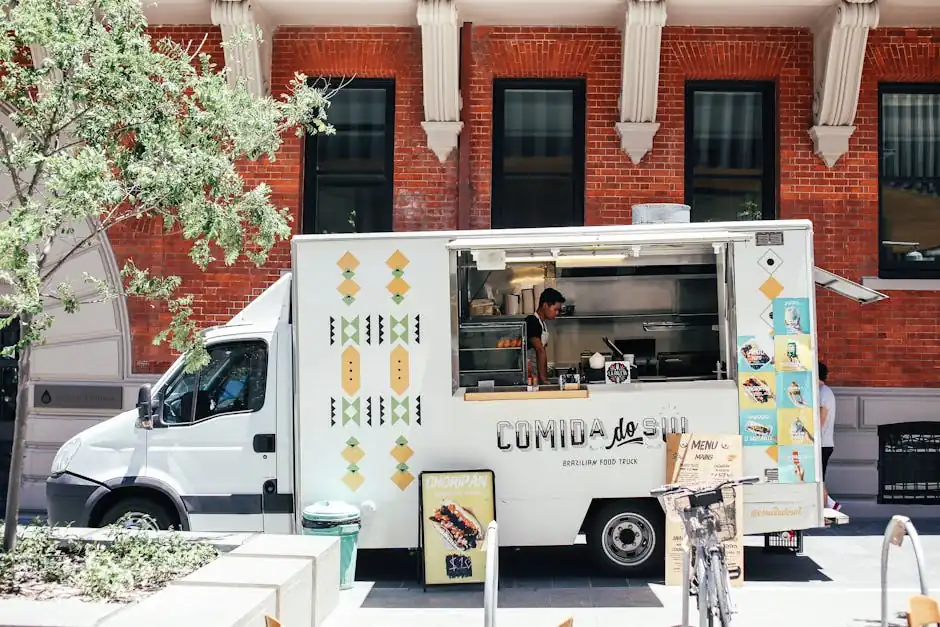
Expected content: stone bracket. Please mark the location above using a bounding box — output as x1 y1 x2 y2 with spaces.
616 122 661 165
211 0 272 99
809 125 856 168
810 0 879 167
616 0 666 164
417 0 462 163
422 121 464 163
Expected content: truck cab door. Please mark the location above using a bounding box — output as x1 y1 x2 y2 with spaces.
146 338 277 533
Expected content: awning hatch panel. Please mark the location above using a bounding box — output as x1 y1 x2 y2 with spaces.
446 230 752 251
814 267 888 305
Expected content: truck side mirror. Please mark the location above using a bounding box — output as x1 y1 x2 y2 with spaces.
135 384 162 430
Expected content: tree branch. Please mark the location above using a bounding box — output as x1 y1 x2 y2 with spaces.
0 126 26 207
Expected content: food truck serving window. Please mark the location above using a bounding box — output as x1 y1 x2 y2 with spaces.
450 232 743 392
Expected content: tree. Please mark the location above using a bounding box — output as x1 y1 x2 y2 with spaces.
0 0 334 550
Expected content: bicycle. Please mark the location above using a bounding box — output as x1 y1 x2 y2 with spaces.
650 476 760 627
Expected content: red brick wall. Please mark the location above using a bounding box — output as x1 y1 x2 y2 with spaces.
110 24 940 387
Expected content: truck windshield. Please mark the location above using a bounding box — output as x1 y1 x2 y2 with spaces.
161 341 268 424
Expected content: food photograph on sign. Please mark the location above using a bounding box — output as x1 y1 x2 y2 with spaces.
776 371 814 410
739 410 778 446
773 335 812 372
737 335 773 373
777 408 815 446
419 470 496 587
778 445 816 483
772 297 812 336
738 372 776 410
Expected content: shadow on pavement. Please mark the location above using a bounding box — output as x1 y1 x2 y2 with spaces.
355 542 833 607
807 518 940 537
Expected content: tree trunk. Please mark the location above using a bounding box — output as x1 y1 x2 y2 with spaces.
3 315 32 552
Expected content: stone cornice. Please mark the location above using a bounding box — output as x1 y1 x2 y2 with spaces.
210 0 272 98
417 0 463 163
809 0 879 167
616 0 666 165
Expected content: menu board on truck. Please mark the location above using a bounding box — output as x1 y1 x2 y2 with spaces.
663 433 744 587
419 470 496 587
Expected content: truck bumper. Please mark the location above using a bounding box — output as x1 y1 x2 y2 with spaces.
45 473 107 527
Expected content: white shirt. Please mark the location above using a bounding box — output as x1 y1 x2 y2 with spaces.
819 382 836 448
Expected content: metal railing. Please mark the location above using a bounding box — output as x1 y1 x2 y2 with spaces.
484 520 499 627
881 515 930 627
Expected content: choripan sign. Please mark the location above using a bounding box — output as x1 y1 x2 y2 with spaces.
46 220 884 577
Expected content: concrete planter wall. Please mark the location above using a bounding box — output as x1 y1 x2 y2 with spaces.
0 528 341 627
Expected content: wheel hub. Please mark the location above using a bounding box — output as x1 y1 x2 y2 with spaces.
601 512 655 567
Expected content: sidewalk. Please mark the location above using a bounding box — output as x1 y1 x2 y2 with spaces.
326 584 920 627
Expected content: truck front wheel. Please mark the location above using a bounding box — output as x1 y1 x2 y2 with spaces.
587 500 664 577
98 497 175 531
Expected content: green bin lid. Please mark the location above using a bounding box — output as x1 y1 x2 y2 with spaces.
302 500 361 523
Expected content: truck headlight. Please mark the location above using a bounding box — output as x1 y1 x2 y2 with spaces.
51 438 81 476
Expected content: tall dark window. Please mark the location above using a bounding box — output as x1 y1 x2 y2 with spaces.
879 85 940 278
685 81 776 222
491 79 586 229
302 79 394 234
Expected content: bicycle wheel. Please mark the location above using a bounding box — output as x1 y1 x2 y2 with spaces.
710 550 732 626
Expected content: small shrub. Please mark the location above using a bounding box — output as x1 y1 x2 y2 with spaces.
0 515 218 602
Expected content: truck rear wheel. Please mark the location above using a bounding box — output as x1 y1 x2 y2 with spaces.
98 497 175 531
588 500 664 577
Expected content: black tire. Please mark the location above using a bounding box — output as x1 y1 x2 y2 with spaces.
587 500 665 577
98 497 175 530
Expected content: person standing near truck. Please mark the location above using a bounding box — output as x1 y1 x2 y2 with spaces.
818 362 841 511
526 288 565 385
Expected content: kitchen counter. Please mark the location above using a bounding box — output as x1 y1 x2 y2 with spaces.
461 378 734 401
463 385 589 401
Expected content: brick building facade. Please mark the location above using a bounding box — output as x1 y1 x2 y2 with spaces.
10 0 940 514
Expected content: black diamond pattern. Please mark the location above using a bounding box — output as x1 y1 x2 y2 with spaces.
329 317 336 345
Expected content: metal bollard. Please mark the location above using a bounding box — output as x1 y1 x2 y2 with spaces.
880 515 930 627
484 520 499 627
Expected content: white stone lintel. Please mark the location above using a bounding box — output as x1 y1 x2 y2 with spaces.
811 0 878 166
210 0 272 98
422 120 463 163
417 0 462 163
809 125 856 168
617 0 666 161
616 122 661 165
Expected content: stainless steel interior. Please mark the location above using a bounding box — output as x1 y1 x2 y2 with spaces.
452 248 732 386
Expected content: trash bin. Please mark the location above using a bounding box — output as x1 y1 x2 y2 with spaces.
301 501 362 590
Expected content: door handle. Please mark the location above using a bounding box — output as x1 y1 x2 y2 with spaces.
253 433 276 453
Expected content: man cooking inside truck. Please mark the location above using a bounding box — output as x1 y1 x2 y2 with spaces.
526 288 566 385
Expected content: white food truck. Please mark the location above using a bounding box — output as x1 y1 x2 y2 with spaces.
45 220 885 575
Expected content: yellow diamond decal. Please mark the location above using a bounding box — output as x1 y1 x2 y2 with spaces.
759 276 784 300
342 471 365 492
391 471 414 491
765 446 779 463
338 278 361 298
387 276 410 296
342 446 365 464
337 252 360 271
341 346 361 397
386 250 410 271
390 345 410 396
390 444 414 464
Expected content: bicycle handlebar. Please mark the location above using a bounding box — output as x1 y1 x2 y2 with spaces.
650 475 761 498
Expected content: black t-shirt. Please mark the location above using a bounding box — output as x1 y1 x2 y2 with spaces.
525 314 544 344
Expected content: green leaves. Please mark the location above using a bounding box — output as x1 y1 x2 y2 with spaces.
0 0 333 368
1 517 218 601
